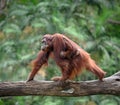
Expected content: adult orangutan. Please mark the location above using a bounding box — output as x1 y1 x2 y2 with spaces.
27 33 106 82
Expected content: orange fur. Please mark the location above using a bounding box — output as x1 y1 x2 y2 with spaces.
27 51 50 81
27 33 106 82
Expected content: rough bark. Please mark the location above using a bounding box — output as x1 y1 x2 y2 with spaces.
0 71 120 97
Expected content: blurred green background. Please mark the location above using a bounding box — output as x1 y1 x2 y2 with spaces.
0 0 120 105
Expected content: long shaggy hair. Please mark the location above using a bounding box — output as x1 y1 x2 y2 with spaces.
27 33 106 82
50 33 106 80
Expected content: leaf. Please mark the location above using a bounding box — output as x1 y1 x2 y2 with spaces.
0 99 4 105
98 45 110 60
3 24 21 34
10 10 28 16
100 99 118 105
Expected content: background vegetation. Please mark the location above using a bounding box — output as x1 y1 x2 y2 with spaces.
0 0 120 105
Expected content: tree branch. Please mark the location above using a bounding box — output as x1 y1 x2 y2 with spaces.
0 0 6 10
107 19 120 25
0 71 120 97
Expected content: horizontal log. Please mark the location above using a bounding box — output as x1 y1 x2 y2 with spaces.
0 71 120 97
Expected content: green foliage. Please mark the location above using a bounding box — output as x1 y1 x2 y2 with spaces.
0 0 120 105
